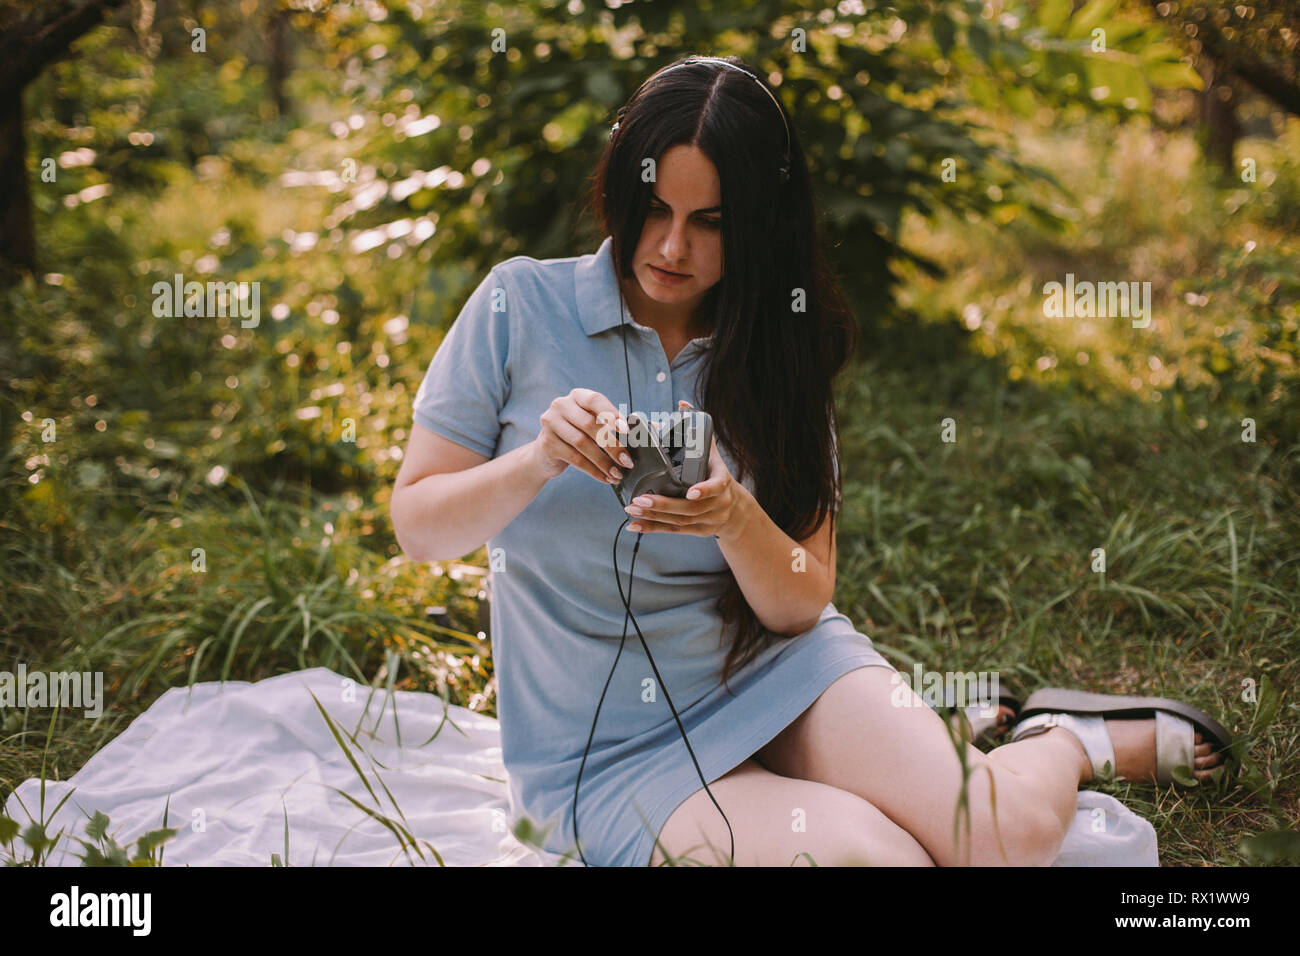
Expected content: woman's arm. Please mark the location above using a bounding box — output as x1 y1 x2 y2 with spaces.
391 426 554 562
393 389 634 562
715 485 836 637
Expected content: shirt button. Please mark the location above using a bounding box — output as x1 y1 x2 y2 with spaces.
656 371 666 382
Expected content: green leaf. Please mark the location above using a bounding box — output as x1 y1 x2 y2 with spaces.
20 823 49 854
1066 0 1120 41
1038 0 1073 34
1141 41 1187 62
1084 57 1151 110
1169 763 1199 787
134 827 176 855
968 20 993 64
85 810 111 842
1103 19 1157 48
964 72 998 110
1004 85 1038 118
933 14 955 57
80 845 109 866
1144 60 1204 92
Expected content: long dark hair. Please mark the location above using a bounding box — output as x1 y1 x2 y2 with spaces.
585 55 858 692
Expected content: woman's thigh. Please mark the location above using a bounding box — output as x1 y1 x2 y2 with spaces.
648 757 936 866
752 666 1079 867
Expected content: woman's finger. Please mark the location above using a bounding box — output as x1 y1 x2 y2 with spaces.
684 476 726 500
627 493 708 516
627 518 683 534
550 417 623 483
564 398 633 472
572 390 629 452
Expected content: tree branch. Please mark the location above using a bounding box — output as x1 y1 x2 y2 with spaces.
1145 0 1300 117
1195 16 1300 117
0 0 130 100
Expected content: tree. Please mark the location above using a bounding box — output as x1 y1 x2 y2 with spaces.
0 0 129 280
1145 0 1300 176
267 0 292 120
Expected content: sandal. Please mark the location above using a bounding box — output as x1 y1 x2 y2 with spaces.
940 692 1022 750
1009 689 1233 786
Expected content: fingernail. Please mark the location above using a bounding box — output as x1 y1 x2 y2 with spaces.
620 453 634 468
686 489 700 499
610 467 623 479
628 523 642 532
633 496 652 507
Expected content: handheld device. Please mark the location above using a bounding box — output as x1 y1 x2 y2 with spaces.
610 410 713 508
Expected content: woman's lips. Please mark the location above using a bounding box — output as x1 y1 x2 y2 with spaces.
650 265 691 284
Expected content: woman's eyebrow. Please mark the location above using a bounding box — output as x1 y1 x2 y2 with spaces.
650 191 722 214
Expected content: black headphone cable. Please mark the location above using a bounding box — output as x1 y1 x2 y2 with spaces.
570 305 736 867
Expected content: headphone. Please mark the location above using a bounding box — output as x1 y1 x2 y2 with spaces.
607 55 792 185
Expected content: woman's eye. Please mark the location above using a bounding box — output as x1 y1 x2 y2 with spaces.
649 204 722 228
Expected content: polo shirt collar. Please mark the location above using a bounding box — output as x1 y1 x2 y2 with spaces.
575 236 716 348
576 236 628 337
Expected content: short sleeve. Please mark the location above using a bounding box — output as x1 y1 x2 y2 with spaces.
411 267 512 459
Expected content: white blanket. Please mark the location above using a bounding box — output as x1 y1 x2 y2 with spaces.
3 666 1157 866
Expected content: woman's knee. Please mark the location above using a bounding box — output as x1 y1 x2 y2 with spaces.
1020 799 1072 866
824 793 935 867
960 779 1069 867
1005 801 1069 867
760 783 935 867
651 760 936 866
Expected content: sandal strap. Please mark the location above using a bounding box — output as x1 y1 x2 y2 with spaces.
1011 712 1116 779
950 702 1005 748
1154 709 1194 784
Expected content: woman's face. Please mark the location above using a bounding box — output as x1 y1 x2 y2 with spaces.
626 144 724 321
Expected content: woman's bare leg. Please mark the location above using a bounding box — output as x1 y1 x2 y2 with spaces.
754 667 1083 866
648 758 935 866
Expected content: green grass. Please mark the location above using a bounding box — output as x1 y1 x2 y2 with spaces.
829 339 1298 866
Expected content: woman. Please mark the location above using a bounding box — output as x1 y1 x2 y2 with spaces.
390 55 1228 867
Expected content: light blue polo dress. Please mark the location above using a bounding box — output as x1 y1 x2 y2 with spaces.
411 236 897 867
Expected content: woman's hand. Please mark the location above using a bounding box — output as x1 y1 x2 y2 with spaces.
622 400 751 541
529 387 634 484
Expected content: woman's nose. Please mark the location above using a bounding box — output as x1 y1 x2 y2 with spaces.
660 220 688 259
